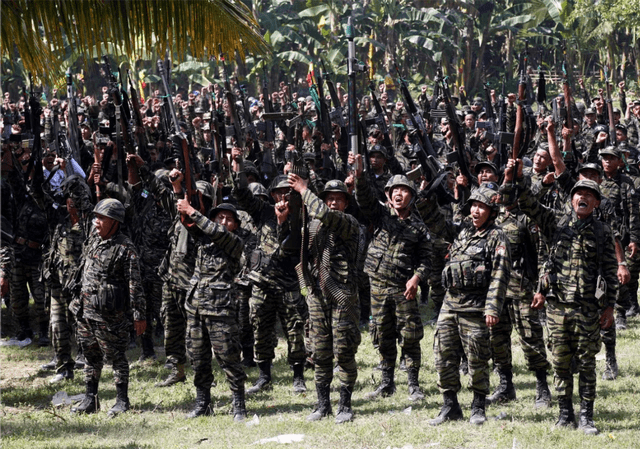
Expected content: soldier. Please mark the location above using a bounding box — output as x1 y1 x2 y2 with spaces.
176 198 248 422
506 161 617 435
426 184 511 426
287 176 361 424
44 176 92 383
235 175 308 395
352 154 432 402
70 199 146 417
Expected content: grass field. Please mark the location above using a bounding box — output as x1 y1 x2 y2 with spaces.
1 302 639 449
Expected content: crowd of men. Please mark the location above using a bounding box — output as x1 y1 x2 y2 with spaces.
1 63 639 433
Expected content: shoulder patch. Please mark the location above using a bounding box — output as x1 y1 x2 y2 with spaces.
495 244 507 256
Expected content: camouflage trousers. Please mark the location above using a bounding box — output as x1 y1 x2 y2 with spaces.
236 284 253 350
428 239 449 314
186 309 246 392
77 317 130 385
307 289 361 388
160 282 187 368
628 250 640 308
250 283 307 366
11 260 46 333
434 311 491 395
48 268 75 373
370 281 423 369
490 294 551 372
546 302 601 401
140 275 163 355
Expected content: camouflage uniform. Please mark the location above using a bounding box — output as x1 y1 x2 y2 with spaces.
74 227 145 387
138 165 197 379
234 185 307 390
355 173 431 398
183 208 246 395
46 217 86 375
300 186 361 420
514 179 618 431
129 186 172 359
10 193 48 342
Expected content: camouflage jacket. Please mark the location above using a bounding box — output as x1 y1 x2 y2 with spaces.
80 228 145 323
599 171 640 246
138 164 197 290
355 173 432 288
185 209 244 317
301 189 360 297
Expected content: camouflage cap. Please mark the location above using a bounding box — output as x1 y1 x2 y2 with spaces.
249 182 269 199
319 179 351 203
196 180 214 200
475 160 498 175
578 163 603 177
269 174 290 193
369 144 387 158
384 174 416 197
94 198 125 223
571 179 601 201
599 146 621 158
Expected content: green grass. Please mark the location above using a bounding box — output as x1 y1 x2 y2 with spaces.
2 302 640 449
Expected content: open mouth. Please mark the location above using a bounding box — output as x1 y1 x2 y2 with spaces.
578 201 588 208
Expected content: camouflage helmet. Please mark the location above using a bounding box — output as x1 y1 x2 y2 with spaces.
249 182 269 200
196 180 214 200
93 198 125 223
578 163 603 178
269 174 290 193
60 174 91 201
384 174 416 197
210 202 241 225
570 179 601 201
319 179 351 203
475 160 499 176
462 183 501 215
154 168 172 189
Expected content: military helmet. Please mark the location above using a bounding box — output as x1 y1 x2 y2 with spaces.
249 182 269 200
210 202 241 225
571 179 601 201
319 179 351 203
94 198 125 223
60 174 91 200
463 183 501 215
578 163 603 178
384 174 416 197
154 168 172 189
196 180 214 200
269 174 290 193
242 161 260 179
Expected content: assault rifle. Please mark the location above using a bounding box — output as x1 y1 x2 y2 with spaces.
65 68 82 164
320 60 345 128
157 57 200 212
127 69 149 160
259 69 278 183
219 48 245 151
394 62 442 183
604 65 616 146
436 66 474 184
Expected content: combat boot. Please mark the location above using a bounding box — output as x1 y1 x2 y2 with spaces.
15 319 33 341
555 396 577 428
335 385 354 424
246 361 272 395
107 383 131 417
232 389 247 422
534 369 552 408
429 391 464 425
365 366 396 400
578 400 599 435
469 392 487 425
187 387 212 418
615 312 627 330
138 334 157 362
292 363 306 394
242 345 256 368
307 383 331 421
38 322 50 347
486 368 516 405
155 364 186 387
41 355 57 371
71 380 100 414
74 353 86 370
626 300 640 318
602 344 618 380
407 367 425 402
